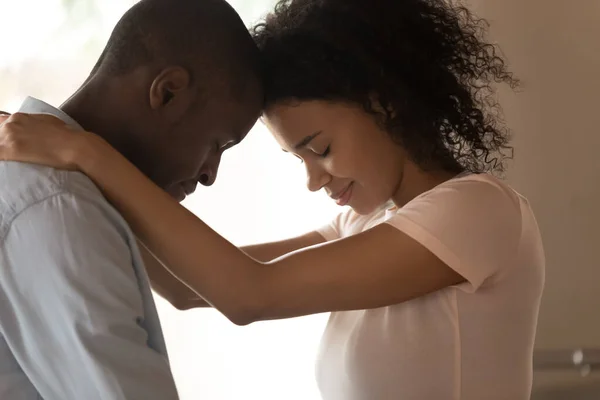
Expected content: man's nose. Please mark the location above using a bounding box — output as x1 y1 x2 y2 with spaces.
199 153 222 186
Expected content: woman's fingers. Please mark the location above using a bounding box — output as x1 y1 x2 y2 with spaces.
0 113 68 142
0 112 82 170
29 113 68 125
8 112 66 127
0 113 73 133
0 113 48 160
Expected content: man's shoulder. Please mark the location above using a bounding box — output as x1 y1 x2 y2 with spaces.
0 161 104 203
0 162 111 237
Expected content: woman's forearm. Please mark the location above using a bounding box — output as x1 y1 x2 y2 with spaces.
78 137 270 324
241 232 326 262
138 241 210 310
140 234 326 311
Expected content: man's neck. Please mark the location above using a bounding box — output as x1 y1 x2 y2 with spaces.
59 75 160 189
60 77 129 157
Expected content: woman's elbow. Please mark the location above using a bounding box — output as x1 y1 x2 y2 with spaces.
210 264 276 325
219 287 270 325
171 297 197 311
221 300 265 326
168 293 210 311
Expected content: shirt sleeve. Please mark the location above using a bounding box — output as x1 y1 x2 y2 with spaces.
385 177 523 292
317 208 357 241
317 217 341 241
0 192 179 399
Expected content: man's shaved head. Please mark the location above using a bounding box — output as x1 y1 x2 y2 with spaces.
64 0 264 200
92 0 261 99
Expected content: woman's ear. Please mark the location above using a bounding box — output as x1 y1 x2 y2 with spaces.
369 92 396 119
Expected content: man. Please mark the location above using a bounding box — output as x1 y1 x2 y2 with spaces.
0 0 263 398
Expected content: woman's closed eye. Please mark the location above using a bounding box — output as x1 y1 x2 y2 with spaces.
288 145 330 164
316 145 330 158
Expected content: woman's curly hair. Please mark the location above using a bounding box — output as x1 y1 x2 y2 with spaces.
251 0 518 174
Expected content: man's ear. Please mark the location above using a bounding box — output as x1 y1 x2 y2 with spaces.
149 66 194 122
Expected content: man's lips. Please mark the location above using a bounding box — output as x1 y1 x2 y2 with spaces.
170 186 186 202
182 181 198 196
168 181 198 202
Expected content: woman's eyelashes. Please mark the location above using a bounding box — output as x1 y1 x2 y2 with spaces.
317 145 331 158
291 145 330 163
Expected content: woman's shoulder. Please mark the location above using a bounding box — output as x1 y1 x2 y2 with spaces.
416 172 524 211
389 172 526 241
384 173 535 291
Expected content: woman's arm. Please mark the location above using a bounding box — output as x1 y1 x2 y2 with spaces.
138 241 208 310
75 135 463 325
0 114 467 325
241 232 326 262
0 114 329 312
143 233 326 310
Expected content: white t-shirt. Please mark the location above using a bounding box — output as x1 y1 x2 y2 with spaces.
315 173 545 400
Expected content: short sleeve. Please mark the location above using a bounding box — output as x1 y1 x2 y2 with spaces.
385 176 522 292
317 216 341 241
317 208 357 241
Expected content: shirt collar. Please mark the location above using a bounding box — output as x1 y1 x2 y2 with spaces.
18 96 83 130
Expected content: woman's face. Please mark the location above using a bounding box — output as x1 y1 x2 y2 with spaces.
264 100 406 215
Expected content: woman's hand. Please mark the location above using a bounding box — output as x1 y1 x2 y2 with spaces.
0 112 94 171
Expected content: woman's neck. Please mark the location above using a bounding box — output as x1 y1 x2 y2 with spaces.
391 161 457 208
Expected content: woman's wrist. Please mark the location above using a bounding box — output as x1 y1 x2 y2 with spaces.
71 131 113 175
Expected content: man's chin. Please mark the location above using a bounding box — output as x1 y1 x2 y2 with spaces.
165 186 186 203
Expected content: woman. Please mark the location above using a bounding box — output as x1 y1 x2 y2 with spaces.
0 0 544 398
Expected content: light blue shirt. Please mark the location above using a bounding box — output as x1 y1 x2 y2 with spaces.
0 97 179 399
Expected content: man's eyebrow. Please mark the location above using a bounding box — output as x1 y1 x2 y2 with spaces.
294 131 322 150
